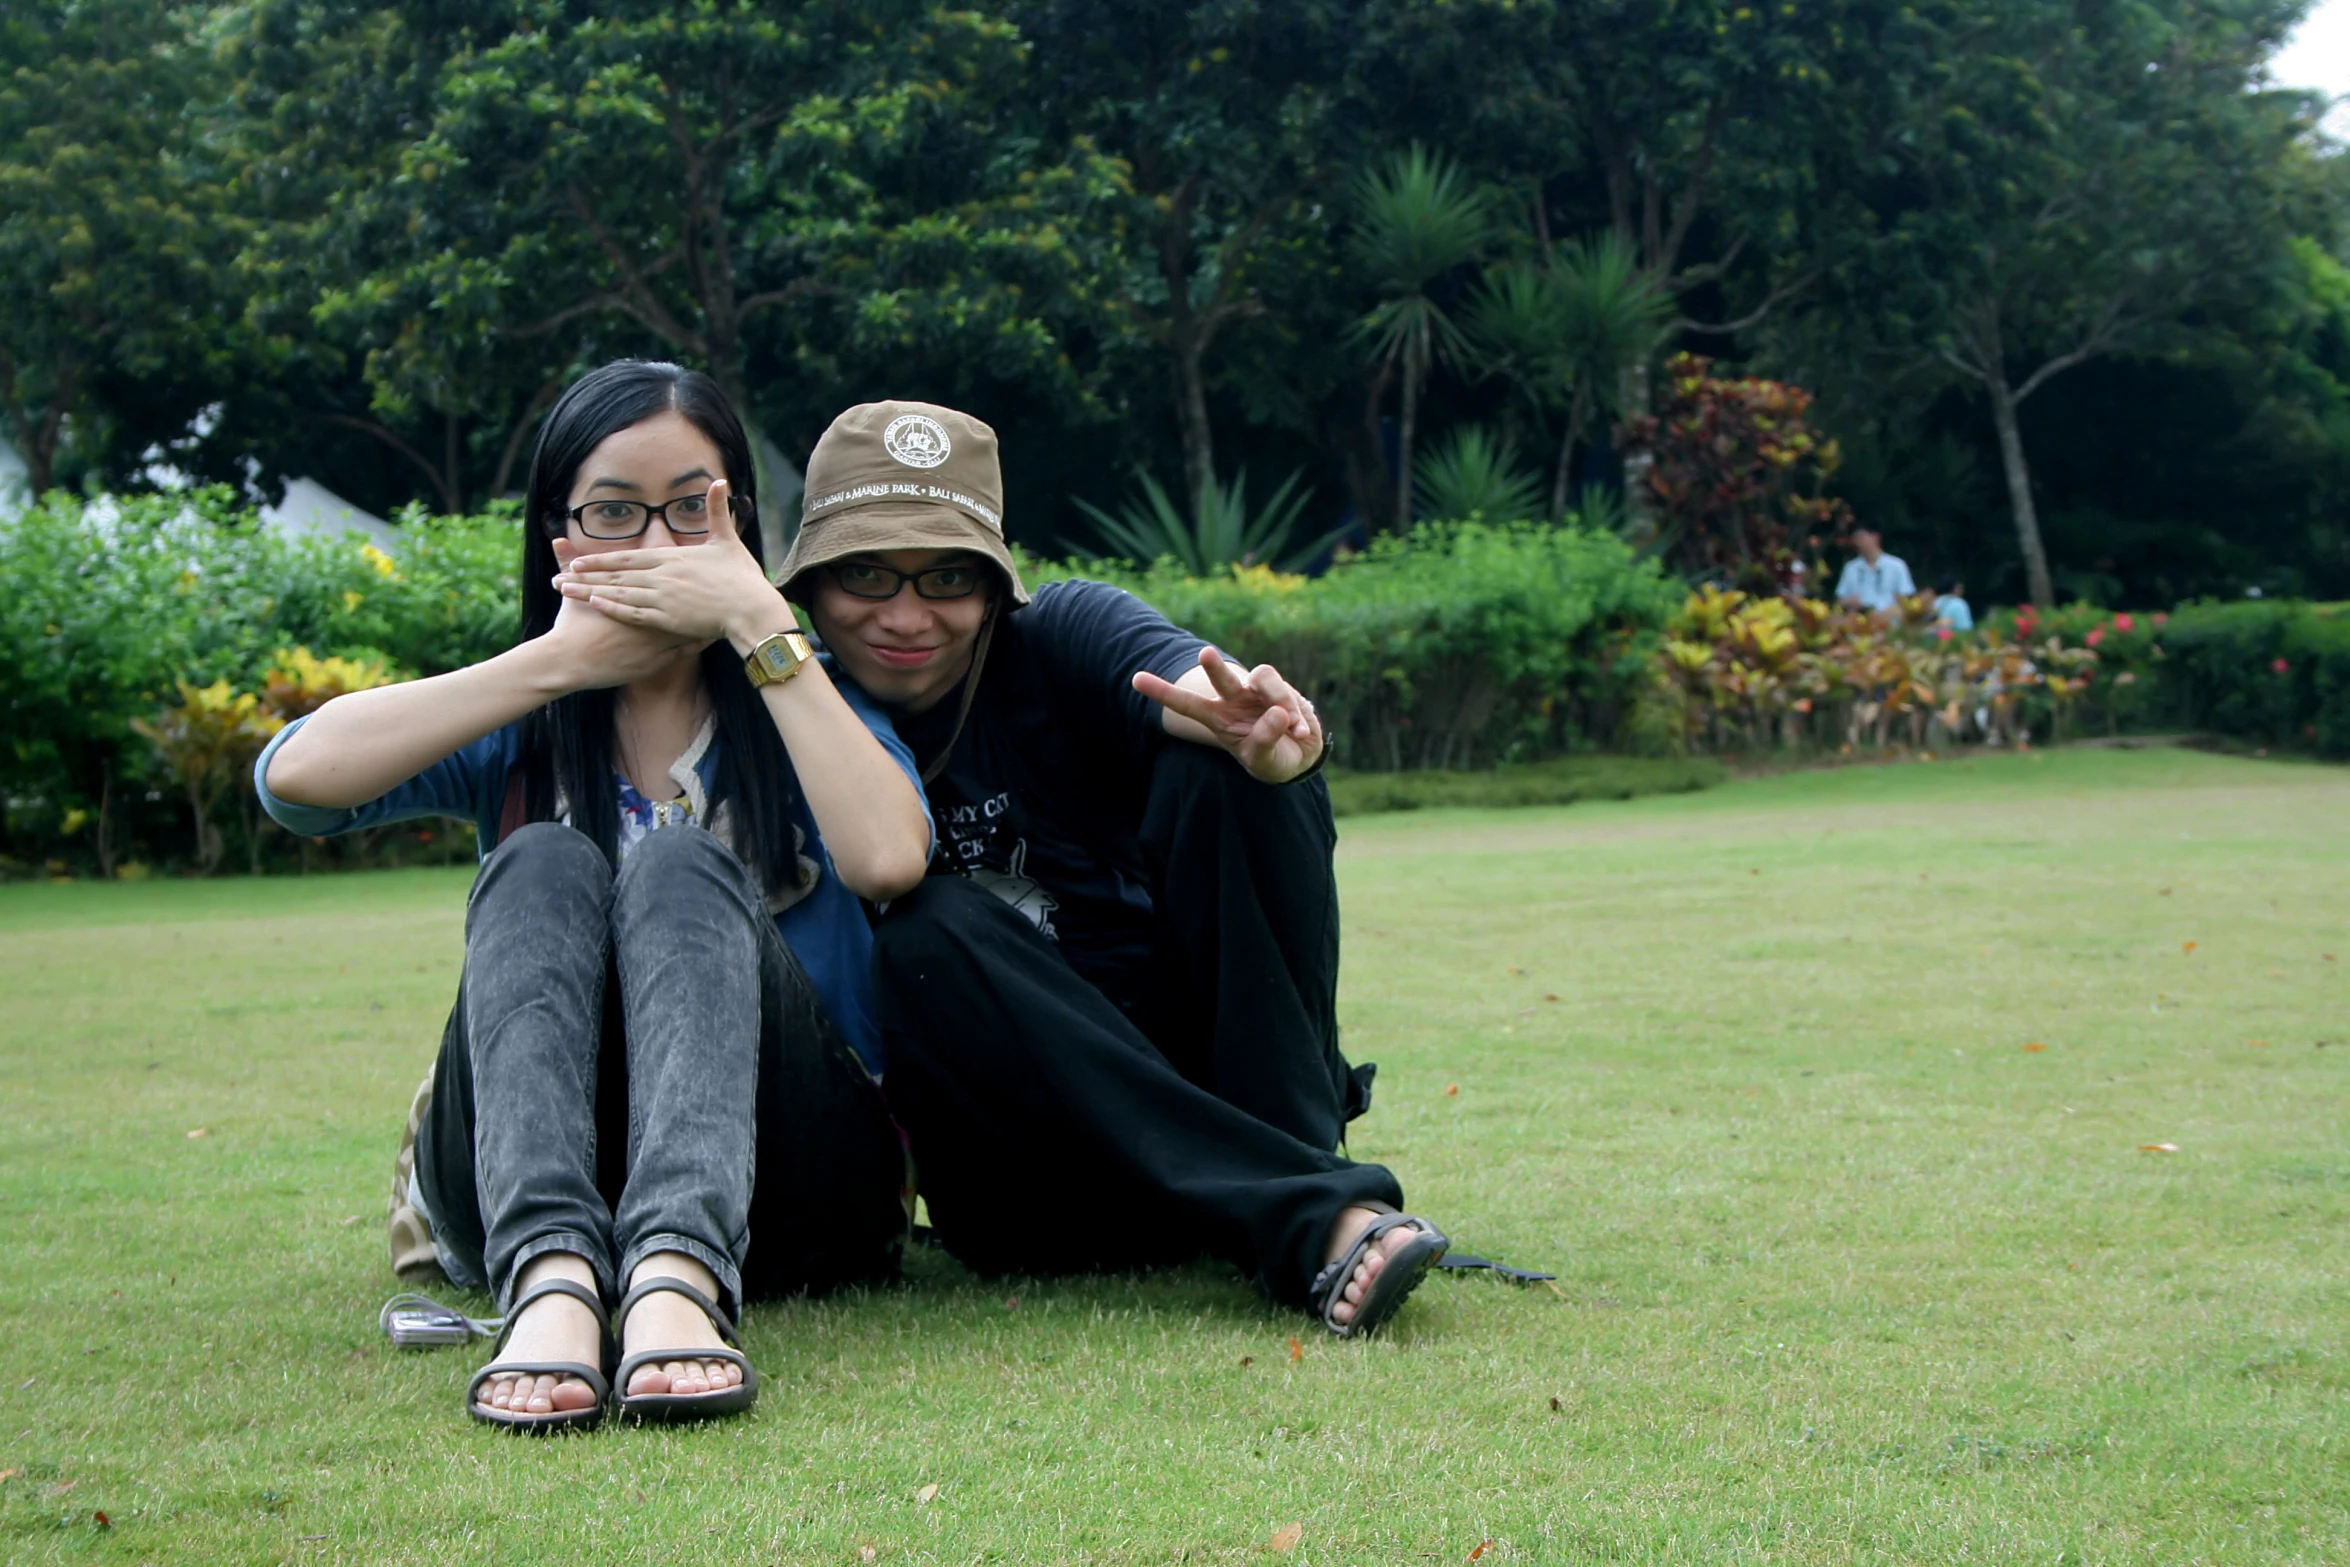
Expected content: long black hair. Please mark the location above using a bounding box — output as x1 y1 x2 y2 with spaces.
517 359 800 897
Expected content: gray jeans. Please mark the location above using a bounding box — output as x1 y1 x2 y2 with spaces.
413 823 905 1315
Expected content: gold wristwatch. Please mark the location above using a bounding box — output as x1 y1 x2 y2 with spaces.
744 629 814 688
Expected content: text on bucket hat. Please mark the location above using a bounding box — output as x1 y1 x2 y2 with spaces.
777 401 1029 606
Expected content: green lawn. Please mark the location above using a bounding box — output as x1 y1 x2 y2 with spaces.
2 747 2344 1564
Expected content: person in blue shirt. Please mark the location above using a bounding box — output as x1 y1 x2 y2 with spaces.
1930 575 1975 632
1833 527 1916 615
258 362 930 1431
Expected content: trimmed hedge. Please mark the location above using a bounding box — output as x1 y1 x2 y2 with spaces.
1048 522 1682 772
5 485 2340 876
1983 600 2350 757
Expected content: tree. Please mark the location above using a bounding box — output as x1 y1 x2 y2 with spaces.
1824 0 2312 606
237 0 1122 545
1004 0 1364 521
0 1 238 495
1346 146 1490 529
1466 231 1672 520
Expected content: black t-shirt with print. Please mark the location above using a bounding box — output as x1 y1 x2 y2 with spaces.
895 579 1205 996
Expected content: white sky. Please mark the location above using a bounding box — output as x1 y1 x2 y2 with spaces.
2272 0 2350 138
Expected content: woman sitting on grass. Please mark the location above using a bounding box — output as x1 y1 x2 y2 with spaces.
258 360 930 1431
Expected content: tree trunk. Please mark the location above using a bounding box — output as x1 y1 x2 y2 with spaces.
1394 344 1421 530
1550 381 1591 522
1985 373 2055 609
1173 332 1216 523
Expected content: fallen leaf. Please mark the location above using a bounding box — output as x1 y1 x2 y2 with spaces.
2182 940 2197 954
916 1483 939 1505
1003 1296 1020 1311
1288 1336 1303 1363
1268 1521 1304 1553
858 1548 878 1565
2248 1039 2269 1048
1239 1355 1254 1367
2324 954 2337 962
1445 1083 1459 1097
2139 1142 2180 1153
1543 994 1559 1003
2159 887 2172 896
1507 966 1523 974
2023 1042 2047 1053
1468 1541 1495 1562
185 1128 207 1139
1548 1396 1562 1413
92 1511 109 1529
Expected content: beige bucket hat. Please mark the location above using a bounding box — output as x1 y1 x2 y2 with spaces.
777 400 1030 606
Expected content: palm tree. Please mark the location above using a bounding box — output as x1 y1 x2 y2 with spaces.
1347 146 1491 530
1547 232 1673 521
1464 232 1671 521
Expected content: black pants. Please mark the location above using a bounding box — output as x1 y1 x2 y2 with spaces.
414 824 905 1313
875 744 1401 1305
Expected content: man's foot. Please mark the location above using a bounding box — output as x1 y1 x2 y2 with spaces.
474 1255 604 1418
1320 1205 1434 1329
621 1253 745 1399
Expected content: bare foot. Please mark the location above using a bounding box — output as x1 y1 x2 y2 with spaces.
475 1253 603 1418
622 1252 745 1399
1320 1207 1428 1328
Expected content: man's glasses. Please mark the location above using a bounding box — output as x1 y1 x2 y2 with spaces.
826 561 986 601
564 491 720 540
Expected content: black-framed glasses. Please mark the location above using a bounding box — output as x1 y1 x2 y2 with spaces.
564 491 718 540
826 561 986 601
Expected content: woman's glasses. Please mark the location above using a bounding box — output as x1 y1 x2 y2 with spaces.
826 561 985 601
564 491 720 540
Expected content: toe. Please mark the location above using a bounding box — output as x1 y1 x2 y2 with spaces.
627 1362 674 1397
548 1375 598 1413
522 1373 556 1414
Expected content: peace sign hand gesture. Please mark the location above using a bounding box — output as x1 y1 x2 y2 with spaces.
1134 645 1325 785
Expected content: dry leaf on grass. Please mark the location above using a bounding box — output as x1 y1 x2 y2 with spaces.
1543 994 1560 1003
1548 1396 1562 1413
916 1483 939 1505
1445 1083 1459 1097
1288 1336 1303 1363
1267 1521 1304 1553
92 1511 109 1529
2023 1042 2047 1053
186 1128 207 1139
1468 1540 1495 1562
858 1547 877 1565
2182 940 2198 954
2249 1039 2270 1047
2139 1142 2180 1154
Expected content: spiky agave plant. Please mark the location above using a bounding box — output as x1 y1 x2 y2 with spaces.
1411 426 1544 522
1074 468 1346 574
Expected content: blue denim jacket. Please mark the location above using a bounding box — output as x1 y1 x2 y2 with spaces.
252 664 922 1072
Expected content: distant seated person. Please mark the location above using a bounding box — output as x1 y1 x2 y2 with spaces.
1929 575 1974 633
1833 527 1915 616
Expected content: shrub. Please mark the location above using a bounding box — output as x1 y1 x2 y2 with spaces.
0 491 518 874
1046 521 1682 770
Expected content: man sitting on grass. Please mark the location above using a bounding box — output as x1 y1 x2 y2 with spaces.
761 401 1444 1334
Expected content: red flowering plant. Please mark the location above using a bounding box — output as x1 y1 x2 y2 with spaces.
1619 354 1855 595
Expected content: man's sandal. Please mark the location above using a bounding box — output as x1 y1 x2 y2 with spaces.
1307 1202 1450 1339
465 1277 612 1434
613 1276 760 1424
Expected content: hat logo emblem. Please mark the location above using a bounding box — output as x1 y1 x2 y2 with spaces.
882 413 952 469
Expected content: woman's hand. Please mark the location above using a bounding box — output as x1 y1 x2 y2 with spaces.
556 479 793 651
1135 645 1325 784
539 556 708 690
